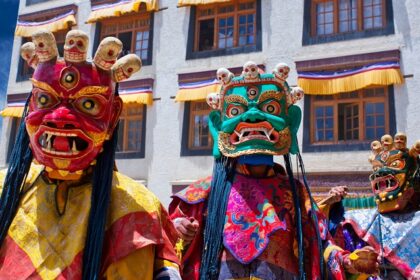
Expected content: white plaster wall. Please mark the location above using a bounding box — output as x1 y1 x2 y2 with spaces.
3 0 420 206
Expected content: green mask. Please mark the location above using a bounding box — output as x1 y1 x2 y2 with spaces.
207 61 304 158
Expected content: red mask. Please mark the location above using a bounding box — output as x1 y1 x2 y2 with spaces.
26 61 122 178
21 30 141 180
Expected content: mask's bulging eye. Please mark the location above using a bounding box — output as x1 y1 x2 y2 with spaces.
34 91 59 109
261 100 281 115
74 96 104 117
388 159 405 169
83 100 95 110
226 104 245 118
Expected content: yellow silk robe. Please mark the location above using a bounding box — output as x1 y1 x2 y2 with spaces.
0 164 179 279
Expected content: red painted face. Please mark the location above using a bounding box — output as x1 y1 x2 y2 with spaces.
26 60 122 173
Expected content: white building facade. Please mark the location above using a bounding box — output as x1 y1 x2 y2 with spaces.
1 0 419 205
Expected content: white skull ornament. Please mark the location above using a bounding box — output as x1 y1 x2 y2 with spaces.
32 30 58 62
20 42 39 69
64 30 89 63
273 63 290 82
242 61 259 81
288 87 304 105
111 54 142 82
369 140 382 163
216 68 233 86
381 134 394 151
394 132 407 150
206 92 221 110
93 37 123 70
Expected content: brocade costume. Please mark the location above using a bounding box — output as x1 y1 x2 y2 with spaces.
0 164 179 279
170 168 348 280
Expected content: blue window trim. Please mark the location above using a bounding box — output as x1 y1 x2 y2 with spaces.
302 85 396 153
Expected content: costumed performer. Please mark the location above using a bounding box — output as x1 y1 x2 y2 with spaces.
0 29 180 280
326 133 420 279
169 61 379 280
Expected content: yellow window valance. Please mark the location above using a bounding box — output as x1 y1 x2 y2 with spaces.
15 10 76 37
119 78 154 105
0 106 24 118
119 89 154 105
178 0 232 6
87 0 158 23
176 79 221 102
297 62 404 95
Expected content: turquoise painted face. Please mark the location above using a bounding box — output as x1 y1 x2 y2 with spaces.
209 80 302 158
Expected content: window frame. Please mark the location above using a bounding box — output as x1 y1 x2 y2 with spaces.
181 101 213 156
302 0 394 45
98 9 154 66
302 85 396 152
186 0 262 60
115 103 147 159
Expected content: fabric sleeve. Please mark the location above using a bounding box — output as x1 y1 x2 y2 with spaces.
297 180 348 280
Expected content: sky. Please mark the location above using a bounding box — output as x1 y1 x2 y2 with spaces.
0 0 19 129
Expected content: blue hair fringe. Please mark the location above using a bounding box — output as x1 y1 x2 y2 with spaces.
82 85 120 280
0 93 33 245
199 156 236 280
296 152 325 279
283 154 306 280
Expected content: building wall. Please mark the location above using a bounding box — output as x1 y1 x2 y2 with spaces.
2 0 420 206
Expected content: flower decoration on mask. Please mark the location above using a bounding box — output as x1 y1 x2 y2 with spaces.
207 61 304 158
21 29 142 180
369 132 420 213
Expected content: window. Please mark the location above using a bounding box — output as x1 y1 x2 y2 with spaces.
181 101 213 156
303 86 396 152
303 0 394 45
186 0 262 59
116 104 146 158
17 30 66 82
100 7 153 65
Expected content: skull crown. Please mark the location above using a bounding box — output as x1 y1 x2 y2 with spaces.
21 29 142 82
369 133 420 161
207 61 304 110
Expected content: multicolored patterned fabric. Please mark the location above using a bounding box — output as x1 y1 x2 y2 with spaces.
169 171 347 280
343 208 420 279
223 174 289 264
0 165 179 279
172 176 212 204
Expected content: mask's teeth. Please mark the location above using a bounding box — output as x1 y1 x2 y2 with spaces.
265 128 274 140
72 140 78 153
47 137 52 151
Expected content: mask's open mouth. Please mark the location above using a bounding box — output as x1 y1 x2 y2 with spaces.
36 127 91 157
370 174 399 194
230 121 280 145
